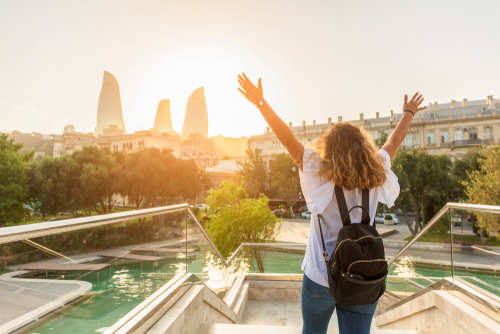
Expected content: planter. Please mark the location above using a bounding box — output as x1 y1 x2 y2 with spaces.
384 219 394 226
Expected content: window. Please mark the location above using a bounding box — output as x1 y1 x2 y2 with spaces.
455 130 463 141
441 131 449 143
427 132 435 144
416 133 420 145
484 127 493 140
469 128 478 140
404 134 413 147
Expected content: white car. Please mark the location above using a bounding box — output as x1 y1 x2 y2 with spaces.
301 211 311 219
374 213 385 224
375 213 399 224
195 204 207 211
385 213 399 225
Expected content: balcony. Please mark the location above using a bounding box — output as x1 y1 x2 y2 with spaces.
1 203 500 333
452 139 482 146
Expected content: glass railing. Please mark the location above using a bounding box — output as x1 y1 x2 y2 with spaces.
0 204 230 334
386 203 500 306
226 243 306 274
3 201 499 333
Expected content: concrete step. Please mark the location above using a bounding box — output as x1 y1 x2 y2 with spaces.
197 324 436 334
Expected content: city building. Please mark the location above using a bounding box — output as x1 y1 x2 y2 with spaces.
197 135 248 158
180 154 218 169
53 126 95 157
248 95 500 168
180 132 248 159
181 87 208 139
196 159 238 203
102 125 124 137
54 127 180 157
154 99 174 134
95 71 127 136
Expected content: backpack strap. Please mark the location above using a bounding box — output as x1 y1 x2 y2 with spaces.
361 188 370 225
334 185 350 226
335 186 371 226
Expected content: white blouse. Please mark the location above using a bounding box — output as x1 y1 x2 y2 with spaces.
299 147 400 287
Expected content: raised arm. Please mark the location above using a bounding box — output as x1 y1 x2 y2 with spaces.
382 92 427 161
238 73 305 170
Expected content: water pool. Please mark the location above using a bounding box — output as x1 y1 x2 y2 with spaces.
13 255 212 334
247 249 500 295
11 249 500 334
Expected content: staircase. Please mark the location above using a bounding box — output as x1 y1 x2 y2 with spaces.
197 324 436 333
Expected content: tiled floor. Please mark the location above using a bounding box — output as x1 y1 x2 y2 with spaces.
240 300 379 329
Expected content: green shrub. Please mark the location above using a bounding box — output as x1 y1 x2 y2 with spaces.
384 215 393 221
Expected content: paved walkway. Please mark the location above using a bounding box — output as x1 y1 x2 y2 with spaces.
277 218 401 243
240 300 381 330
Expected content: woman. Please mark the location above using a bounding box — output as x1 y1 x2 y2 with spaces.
237 73 426 334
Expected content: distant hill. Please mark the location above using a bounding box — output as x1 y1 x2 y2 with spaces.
8 131 54 156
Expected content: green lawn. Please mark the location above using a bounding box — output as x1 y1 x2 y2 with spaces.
404 232 500 246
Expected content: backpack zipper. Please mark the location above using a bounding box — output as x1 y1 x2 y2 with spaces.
347 259 387 273
334 235 382 257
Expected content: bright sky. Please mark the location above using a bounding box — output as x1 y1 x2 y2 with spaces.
1 0 500 138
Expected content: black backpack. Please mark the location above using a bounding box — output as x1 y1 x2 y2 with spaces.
317 185 387 306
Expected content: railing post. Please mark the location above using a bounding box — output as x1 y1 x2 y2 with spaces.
449 208 454 280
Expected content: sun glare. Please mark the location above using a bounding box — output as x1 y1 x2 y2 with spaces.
123 42 266 138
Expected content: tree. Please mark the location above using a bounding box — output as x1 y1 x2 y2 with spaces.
27 154 81 217
375 132 389 149
392 149 453 233
237 148 268 198
465 146 500 238
269 153 300 216
122 149 150 210
0 134 33 226
205 181 281 272
72 146 122 215
451 147 482 201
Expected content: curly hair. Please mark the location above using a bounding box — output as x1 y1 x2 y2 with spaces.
313 122 387 190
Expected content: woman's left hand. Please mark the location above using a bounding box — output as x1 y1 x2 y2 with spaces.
238 73 264 106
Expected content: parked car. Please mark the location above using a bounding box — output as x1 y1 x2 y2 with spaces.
385 213 399 225
451 214 462 225
272 209 295 218
374 213 385 224
301 211 311 219
272 209 286 218
375 213 399 225
300 205 308 212
195 204 207 211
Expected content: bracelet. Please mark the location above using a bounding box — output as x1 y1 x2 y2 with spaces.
404 110 415 117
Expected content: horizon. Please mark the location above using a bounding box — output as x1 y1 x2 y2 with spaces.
1 0 500 138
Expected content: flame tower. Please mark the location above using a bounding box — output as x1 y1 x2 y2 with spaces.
154 99 173 133
96 71 126 136
181 87 208 138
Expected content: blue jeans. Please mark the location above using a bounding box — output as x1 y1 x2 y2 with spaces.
301 274 378 334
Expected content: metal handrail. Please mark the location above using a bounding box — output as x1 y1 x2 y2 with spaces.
387 202 500 266
0 203 227 267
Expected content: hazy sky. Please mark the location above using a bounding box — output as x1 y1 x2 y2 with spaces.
1 0 500 138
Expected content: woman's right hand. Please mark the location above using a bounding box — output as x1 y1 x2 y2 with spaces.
238 73 264 106
403 92 427 116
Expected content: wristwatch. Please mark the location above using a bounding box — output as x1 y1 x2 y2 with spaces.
257 100 266 108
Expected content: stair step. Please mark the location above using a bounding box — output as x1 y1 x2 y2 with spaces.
197 324 436 334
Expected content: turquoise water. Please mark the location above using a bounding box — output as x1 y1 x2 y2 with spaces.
14 254 211 334
12 249 500 333
250 249 500 296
